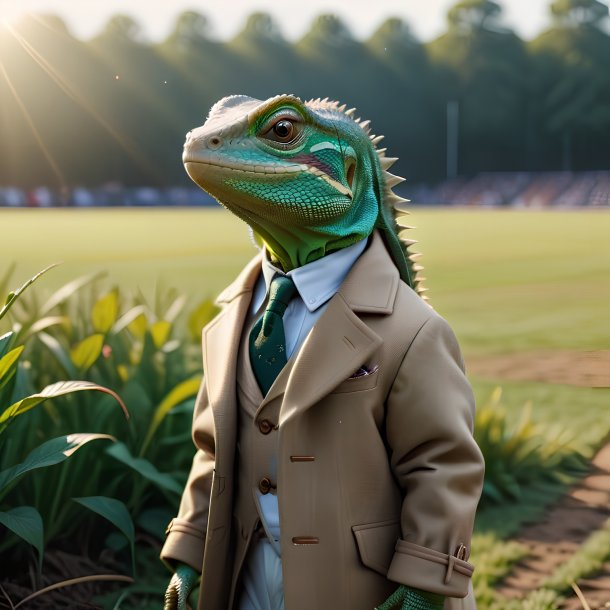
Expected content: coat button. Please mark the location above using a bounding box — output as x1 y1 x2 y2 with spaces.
258 419 274 434
258 477 275 494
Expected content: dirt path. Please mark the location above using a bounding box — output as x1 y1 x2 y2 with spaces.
495 444 610 609
467 349 610 605
467 350 610 388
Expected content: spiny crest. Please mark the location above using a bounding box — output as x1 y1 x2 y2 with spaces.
304 97 428 300
305 97 344 112
341 105 428 302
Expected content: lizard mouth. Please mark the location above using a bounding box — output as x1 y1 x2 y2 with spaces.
184 157 305 176
184 158 353 198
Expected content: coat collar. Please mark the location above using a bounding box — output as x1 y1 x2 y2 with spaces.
203 230 400 432
338 231 399 314
215 231 399 314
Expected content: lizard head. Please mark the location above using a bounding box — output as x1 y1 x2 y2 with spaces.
183 94 386 271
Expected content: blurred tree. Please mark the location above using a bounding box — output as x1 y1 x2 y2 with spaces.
170 10 212 46
550 0 609 27
447 0 505 32
101 14 145 42
158 10 239 176
89 15 184 184
295 15 384 137
3 8 610 189
365 18 440 182
529 1 610 170
427 0 530 174
227 13 301 98
296 13 373 98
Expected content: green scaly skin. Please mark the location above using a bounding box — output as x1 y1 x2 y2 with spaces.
182 94 423 295
376 586 445 610
167 94 437 610
164 564 198 610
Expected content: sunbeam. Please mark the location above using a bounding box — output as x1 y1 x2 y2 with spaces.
5 22 162 183
0 60 66 188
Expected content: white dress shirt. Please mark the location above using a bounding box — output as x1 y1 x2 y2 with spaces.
250 238 369 357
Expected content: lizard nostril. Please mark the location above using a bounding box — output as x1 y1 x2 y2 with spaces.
207 136 223 150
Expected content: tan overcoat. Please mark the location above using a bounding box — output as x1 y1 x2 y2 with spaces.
161 232 485 610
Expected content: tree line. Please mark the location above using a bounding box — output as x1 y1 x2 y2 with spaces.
1 0 609 188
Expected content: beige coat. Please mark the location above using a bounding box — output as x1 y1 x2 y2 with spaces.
161 232 485 610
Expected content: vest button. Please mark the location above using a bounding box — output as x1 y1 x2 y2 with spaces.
258 419 274 434
258 477 274 494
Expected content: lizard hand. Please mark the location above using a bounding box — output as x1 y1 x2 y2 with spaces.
163 564 199 610
375 585 445 610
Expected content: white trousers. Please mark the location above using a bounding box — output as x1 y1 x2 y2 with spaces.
237 538 285 610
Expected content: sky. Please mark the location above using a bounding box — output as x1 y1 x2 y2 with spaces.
0 0 558 42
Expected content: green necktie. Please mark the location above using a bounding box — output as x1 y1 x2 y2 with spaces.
249 274 298 395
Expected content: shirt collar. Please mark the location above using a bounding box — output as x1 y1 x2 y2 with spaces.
255 238 369 313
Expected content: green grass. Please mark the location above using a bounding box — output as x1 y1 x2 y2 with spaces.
3 207 610 607
412 209 610 354
4 207 609 354
473 378 610 537
3 208 255 302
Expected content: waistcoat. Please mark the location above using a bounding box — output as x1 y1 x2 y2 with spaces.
229 313 297 607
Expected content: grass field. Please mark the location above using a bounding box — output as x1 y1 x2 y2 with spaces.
3 206 610 607
4 207 609 354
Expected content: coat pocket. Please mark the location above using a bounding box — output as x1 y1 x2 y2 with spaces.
352 519 400 576
332 366 380 394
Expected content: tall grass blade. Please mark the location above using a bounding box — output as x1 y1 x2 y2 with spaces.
0 263 17 303
12 574 133 609
150 320 171 349
0 434 115 492
0 346 24 391
0 264 59 322
112 305 148 335
39 270 106 315
92 290 119 334
0 332 14 359
164 294 188 324
0 380 128 435
0 583 15 610
140 375 202 456
571 583 592 610
70 334 104 371
73 496 135 575
25 316 68 338
37 331 77 378
106 442 182 494
0 506 43 573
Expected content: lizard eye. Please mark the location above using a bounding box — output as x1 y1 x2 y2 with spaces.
261 117 303 145
274 120 294 140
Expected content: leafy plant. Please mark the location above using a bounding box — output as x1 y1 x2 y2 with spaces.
475 387 589 506
0 267 129 583
1 265 218 607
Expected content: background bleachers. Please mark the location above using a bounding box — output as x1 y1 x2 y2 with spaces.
2 171 609 207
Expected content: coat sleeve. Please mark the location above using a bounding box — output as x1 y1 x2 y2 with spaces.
160 377 215 572
384 313 485 598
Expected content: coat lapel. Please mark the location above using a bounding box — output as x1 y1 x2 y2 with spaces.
279 231 400 426
202 254 260 461
203 231 402 432
279 295 382 426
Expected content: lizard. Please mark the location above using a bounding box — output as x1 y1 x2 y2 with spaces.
181 94 427 299
163 94 478 610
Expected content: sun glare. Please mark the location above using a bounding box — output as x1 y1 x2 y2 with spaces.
0 6 27 28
